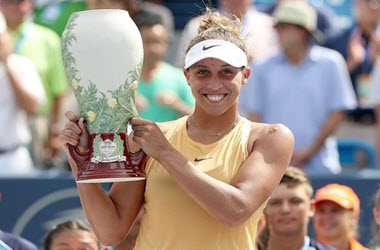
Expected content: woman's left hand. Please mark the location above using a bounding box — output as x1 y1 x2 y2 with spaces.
131 117 172 160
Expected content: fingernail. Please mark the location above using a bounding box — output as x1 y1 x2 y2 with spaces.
75 119 79 123
83 119 87 124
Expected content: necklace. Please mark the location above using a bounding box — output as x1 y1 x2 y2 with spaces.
187 115 240 137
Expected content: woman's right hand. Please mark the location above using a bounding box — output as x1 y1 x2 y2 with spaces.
59 111 89 157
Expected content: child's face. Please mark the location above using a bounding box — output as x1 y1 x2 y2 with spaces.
50 229 99 250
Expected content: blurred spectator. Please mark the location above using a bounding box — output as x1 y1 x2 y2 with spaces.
33 0 87 36
0 12 46 174
256 166 335 250
93 0 174 40
134 11 194 122
325 0 380 124
369 187 380 249
43 220 102 250
368 59 380 168
257 0 338 41
313 184 369 250
1 0 68 169
240 0 357 174
0 192 39 250
175 0 278 67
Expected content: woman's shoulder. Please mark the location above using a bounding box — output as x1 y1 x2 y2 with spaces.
247 121 294 154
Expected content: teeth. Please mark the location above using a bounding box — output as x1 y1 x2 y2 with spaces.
207 94 224 102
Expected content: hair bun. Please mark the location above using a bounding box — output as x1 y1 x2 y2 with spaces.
198 8 242 38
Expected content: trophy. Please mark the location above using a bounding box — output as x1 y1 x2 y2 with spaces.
61 10 146 183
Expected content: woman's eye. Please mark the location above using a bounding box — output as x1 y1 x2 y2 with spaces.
197 70 209 75
220 69 235 76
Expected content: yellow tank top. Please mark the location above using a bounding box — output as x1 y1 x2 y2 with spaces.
133 116 266 250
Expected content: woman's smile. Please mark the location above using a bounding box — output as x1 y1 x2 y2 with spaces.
204 93 227 103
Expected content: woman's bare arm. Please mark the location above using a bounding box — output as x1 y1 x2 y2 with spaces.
59 112 145 245
132 118 294 227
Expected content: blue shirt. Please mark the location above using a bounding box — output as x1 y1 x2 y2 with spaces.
240 45 357 174
0 231 38 250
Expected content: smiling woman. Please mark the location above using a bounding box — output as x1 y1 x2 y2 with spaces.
59 8 294 250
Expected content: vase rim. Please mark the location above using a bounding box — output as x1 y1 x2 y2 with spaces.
74 9 130 15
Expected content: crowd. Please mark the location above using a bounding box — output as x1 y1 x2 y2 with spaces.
0 0 380 248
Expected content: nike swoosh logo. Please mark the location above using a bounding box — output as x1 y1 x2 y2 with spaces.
202 45 221 51
194 157 213 162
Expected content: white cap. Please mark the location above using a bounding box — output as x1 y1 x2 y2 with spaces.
0 12 6 34
184 39 247 69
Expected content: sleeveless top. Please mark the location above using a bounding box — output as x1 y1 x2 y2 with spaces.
133 116 266 250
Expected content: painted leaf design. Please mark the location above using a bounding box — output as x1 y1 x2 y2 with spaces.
93 134 103 157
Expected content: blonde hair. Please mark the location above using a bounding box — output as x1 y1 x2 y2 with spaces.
280 166 313 198
185 8 248 59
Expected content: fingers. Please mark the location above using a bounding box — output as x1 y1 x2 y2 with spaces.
65 120 82 134
65 111 78 122
59 132 79 147
130 117 149 125
77 118 89 137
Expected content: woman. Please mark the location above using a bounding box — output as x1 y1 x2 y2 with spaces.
59 9 294 249
43 220 102 250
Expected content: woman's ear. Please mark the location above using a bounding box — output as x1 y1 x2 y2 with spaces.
242 67 251 85
183 69 190 86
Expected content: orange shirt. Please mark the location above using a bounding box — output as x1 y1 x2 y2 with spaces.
349 238 370 250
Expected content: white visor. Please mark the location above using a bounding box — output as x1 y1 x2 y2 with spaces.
184 39 247 69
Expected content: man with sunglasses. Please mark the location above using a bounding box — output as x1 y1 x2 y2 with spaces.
0 0 68 169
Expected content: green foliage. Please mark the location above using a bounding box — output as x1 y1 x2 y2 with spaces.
112 134 124 157
93 134 103 157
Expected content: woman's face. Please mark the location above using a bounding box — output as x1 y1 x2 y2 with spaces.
50 229 99 250
184 58 250 116
313 201 356 241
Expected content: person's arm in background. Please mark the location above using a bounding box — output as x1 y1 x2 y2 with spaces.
291 111 345 167
156 70 195 116
2 32 46 114
292 51 357 167
369 59 380 169
44 31 68 159
345 29 367 73
375 105 380 169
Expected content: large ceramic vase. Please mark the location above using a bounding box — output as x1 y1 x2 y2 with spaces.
61 10 146 183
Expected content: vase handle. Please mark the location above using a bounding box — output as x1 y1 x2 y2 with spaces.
68 144 90 170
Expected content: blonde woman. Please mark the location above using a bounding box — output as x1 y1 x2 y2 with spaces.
59 9 294 249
